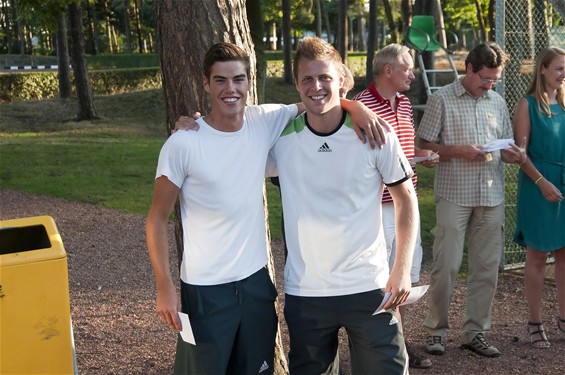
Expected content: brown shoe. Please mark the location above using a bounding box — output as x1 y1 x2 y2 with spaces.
406 341 432 369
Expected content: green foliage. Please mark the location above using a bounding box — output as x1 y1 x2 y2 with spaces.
88 68 162 95
86 53 161 69
16 0 74 29
0 72 59 101
442 0 487 32
0 68 162 102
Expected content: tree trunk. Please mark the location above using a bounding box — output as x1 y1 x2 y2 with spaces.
3 0 13 54
315 0 322 37
155 0 286 373
366 0 377 86
133 0 143 52
401 0 412 29
356 2 365 51
282 0 292 84
322 1 332 43
69 2 97 120
382 0 398 43
104 0 113 53
474 0 488 42
337 0 347 63
85 1 98 55
13 0 24 55
247 0 266 103
123 0 132 52
487 0 495 40
56 12 71 99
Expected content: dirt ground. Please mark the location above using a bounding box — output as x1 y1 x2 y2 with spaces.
1 189 563 374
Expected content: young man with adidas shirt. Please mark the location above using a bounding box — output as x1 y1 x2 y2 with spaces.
147 42 389 375
267 37 418 374
353 43 438 369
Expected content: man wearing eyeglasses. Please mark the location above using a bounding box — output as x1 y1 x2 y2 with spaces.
416 42 525 359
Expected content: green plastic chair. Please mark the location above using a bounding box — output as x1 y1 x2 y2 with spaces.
403 15 460 99
405 15 445 52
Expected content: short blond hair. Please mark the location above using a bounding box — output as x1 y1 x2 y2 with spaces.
372 43 410 77
293 37 343 82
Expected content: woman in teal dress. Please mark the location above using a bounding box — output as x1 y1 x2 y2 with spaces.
513 46 565 349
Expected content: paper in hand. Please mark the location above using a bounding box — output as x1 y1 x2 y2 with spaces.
481 139 514 152
373 285 430 315
178 312 196 345
412 153 439 164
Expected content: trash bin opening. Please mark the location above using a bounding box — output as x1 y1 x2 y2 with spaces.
0 225 51 255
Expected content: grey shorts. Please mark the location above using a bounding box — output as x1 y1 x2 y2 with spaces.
284 289 407 375
174 267 278 375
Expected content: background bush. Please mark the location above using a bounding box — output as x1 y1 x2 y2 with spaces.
0 67 162 101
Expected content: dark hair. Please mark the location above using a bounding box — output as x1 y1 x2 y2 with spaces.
465 42 509 73
203 42 250 80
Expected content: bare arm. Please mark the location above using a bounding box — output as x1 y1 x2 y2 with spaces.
146 176 183 331
382 179 418 310
513 98 563 202
418 137 487 161
340 98 391 149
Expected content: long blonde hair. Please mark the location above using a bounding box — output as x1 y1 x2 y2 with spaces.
527 46 565 117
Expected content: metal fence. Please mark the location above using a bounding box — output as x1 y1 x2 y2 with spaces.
496 0 564 268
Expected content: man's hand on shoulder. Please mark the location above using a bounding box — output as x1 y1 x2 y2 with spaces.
173 113 201 133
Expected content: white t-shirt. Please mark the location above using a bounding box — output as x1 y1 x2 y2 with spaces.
267 112 412 297
156 104 297 285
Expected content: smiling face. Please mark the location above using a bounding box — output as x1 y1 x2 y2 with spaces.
295 58 343 116
203 60 249 119
541 53 565 93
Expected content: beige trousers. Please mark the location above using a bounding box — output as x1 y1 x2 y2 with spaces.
423 197 504 344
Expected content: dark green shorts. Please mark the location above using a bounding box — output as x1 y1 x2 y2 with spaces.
174 267 278 375
284 289 407 375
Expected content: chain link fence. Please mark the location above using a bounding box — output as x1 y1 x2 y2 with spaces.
496 0 564 268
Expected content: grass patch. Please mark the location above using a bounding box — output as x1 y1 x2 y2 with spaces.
416 165 436 261
0 89 167 215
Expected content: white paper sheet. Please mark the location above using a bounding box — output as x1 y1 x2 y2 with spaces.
412 153 439 164
481 139 514 152
373 285 430 315
178 312 196 345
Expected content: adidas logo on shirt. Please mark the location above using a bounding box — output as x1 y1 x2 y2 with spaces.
318 142 332 152
258 360 270 373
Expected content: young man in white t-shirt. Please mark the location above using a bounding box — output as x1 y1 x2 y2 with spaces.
267 37 419 374
147 42 390 375
146 43 298 375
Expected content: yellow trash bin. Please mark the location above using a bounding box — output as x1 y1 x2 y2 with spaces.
0 215 76 374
